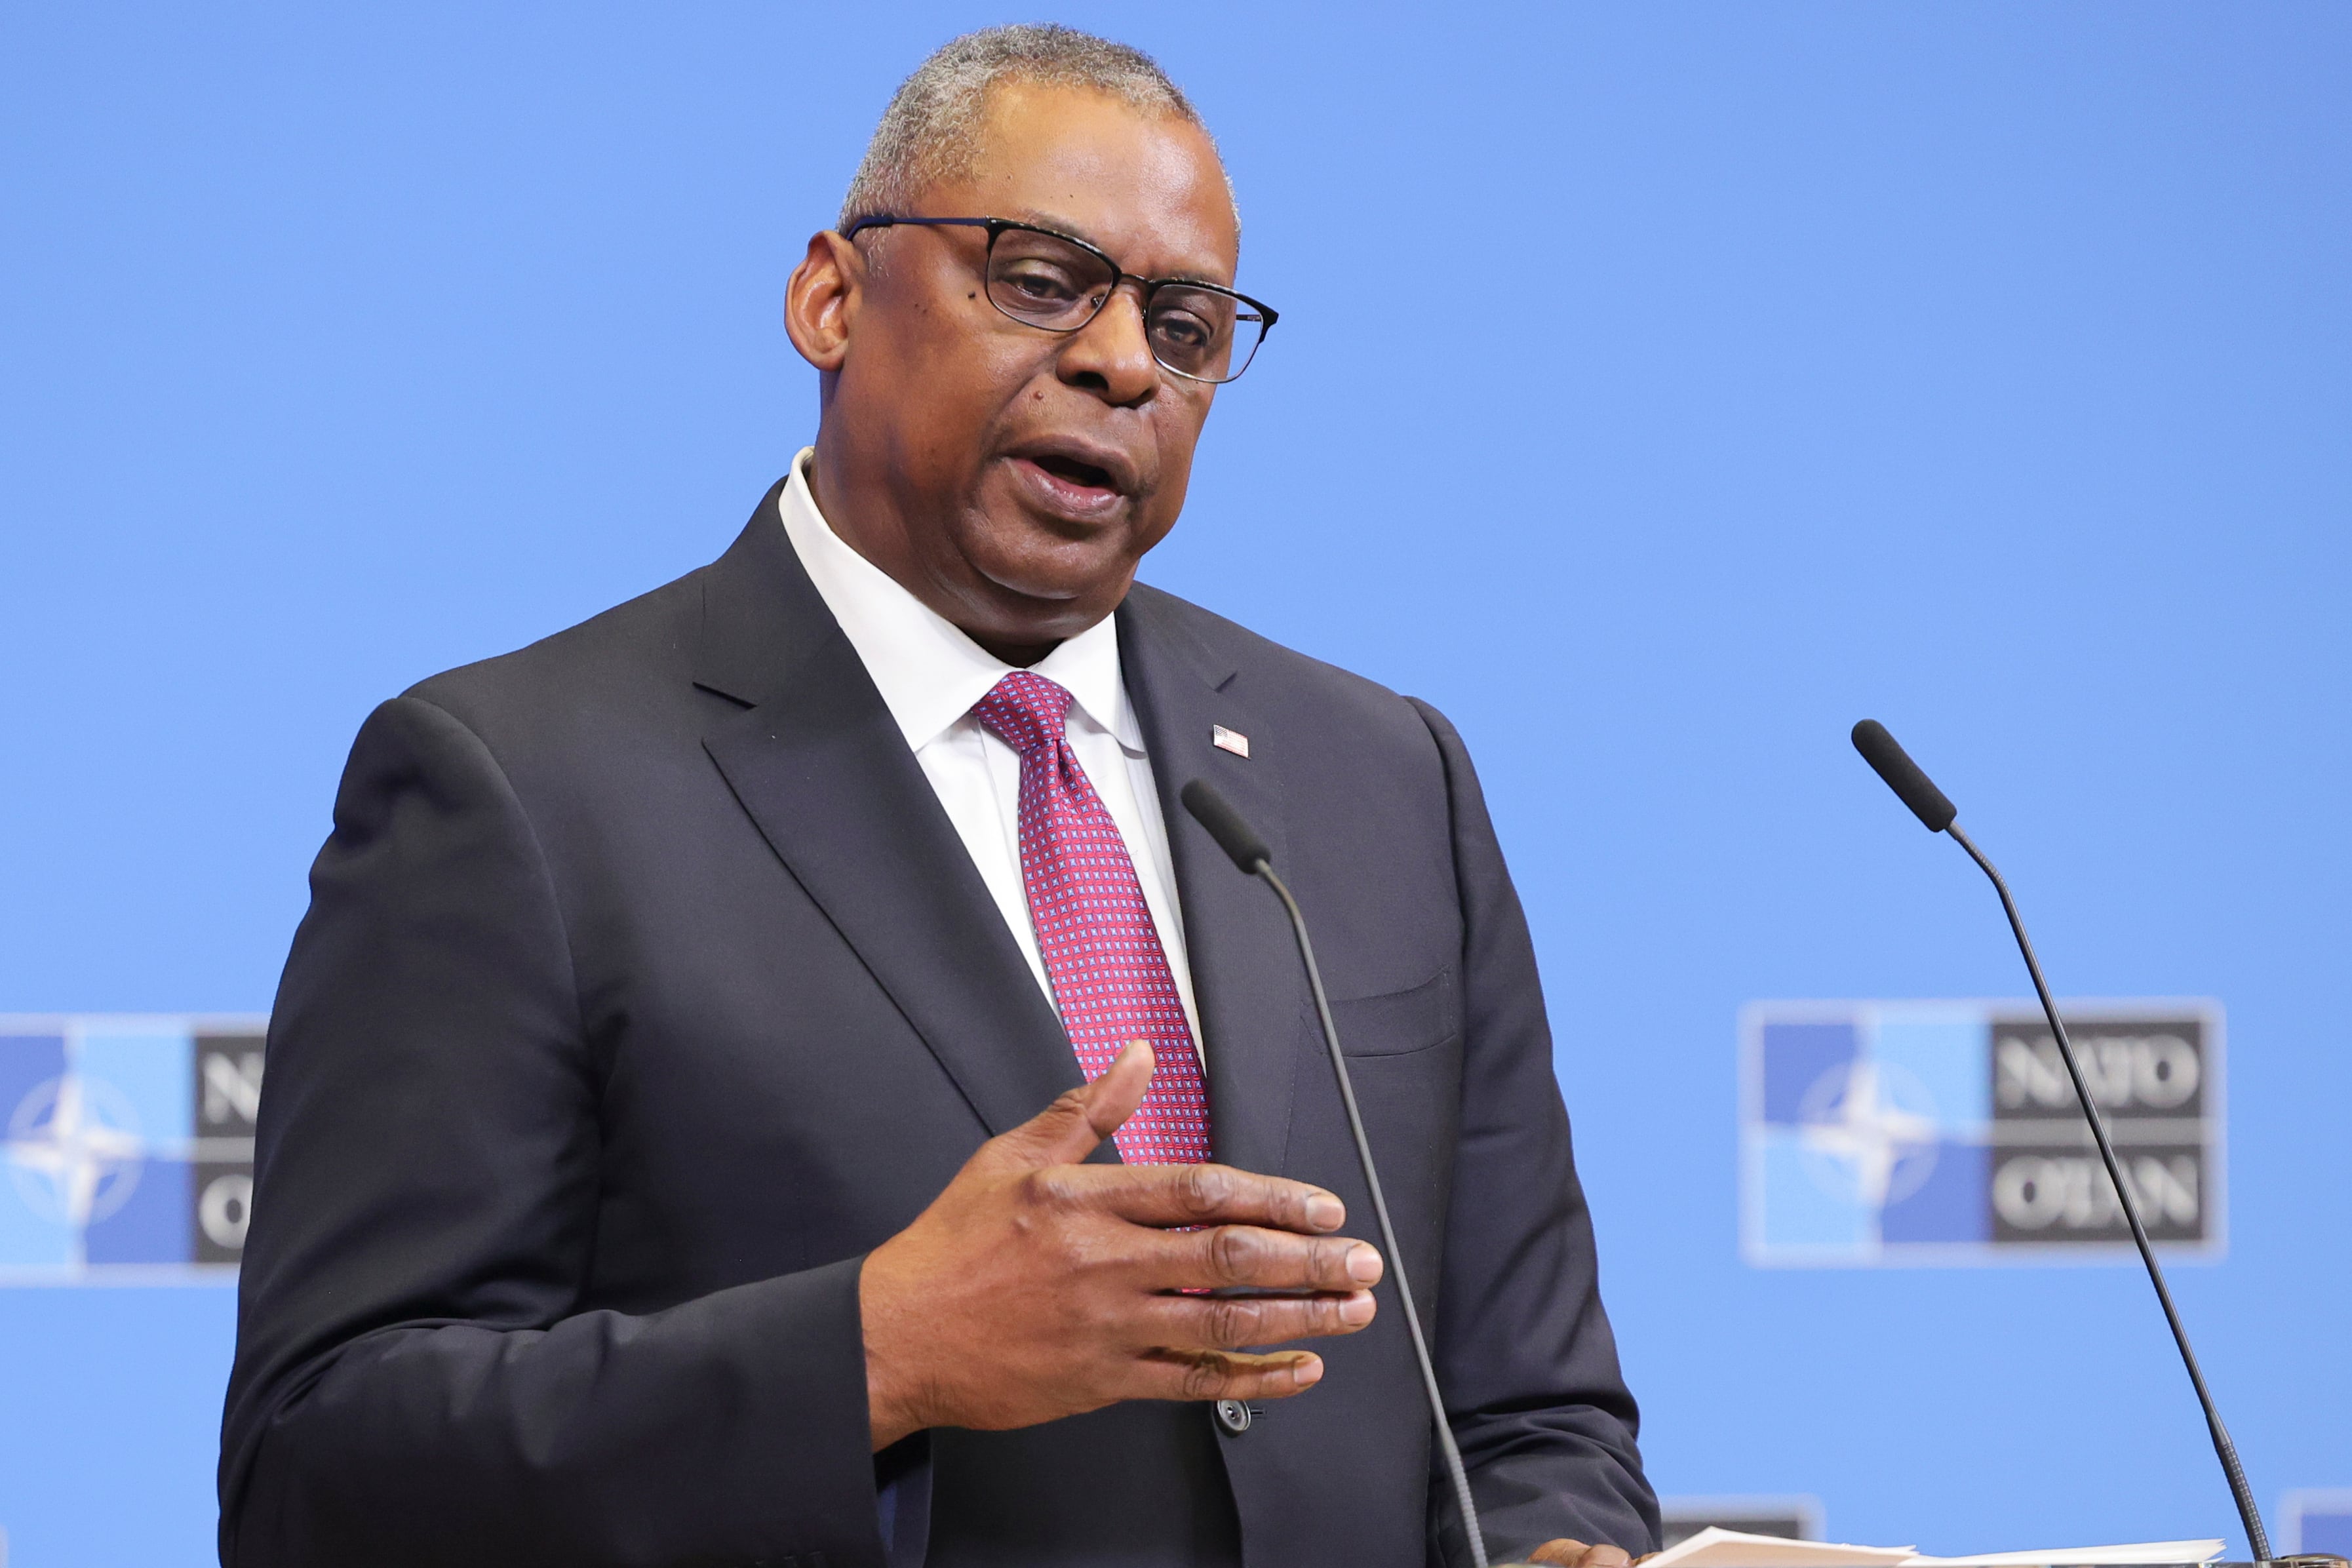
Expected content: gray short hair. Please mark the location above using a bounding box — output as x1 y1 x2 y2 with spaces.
840 24 1231 232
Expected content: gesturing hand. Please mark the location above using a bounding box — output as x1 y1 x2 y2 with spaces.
857 1040 1383 1450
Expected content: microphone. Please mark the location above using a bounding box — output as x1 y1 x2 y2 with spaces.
1181 779 1510 1568
1849 720 2272 1563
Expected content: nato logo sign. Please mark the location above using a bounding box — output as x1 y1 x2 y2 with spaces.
1740 1000 2222 1266
0 1015 264 1283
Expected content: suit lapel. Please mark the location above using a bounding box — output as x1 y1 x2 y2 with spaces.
694 493 1080 1139
1118 587 1305 1180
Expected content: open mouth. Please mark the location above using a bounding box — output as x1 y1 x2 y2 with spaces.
1030 453 1116 492
1005 438 1135 516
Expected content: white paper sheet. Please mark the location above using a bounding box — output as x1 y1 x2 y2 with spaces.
1908 1543 2225 1566
1640 1526 2226 1568
1645 1528 1918 1568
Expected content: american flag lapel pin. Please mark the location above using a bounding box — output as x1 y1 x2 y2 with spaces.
1211 724 1250 758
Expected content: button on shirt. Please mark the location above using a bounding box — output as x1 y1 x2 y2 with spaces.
773 448 1204 1058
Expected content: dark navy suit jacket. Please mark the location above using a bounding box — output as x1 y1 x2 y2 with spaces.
219 482 1657 1567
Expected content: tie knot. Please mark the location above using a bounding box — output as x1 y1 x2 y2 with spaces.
972 671 1075 757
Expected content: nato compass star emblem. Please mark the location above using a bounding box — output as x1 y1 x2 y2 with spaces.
1792 1058 1941 1211
7 1071 149 1228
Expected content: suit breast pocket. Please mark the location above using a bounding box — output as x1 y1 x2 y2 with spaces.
1323 968 1458 1058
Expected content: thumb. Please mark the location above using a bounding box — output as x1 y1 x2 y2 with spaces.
990 1040 1154 1169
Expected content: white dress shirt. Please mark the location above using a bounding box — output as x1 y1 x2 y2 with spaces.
774 448 1203 1056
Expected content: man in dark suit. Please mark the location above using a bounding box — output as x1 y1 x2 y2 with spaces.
220 24 1656 1568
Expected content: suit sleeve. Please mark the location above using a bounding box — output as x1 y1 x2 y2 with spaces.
1405 698 1660 1567
218 696 887 1568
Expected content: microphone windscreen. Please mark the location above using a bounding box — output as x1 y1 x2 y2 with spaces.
1180 779 1272 872
1851 719 1958 833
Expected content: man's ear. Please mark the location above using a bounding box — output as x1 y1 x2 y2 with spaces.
784 229 862 372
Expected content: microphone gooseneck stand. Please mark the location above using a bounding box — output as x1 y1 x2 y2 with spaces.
1180 779 1502 1568
1850 720 2272 1564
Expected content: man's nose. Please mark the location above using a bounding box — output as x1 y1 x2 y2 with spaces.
1055 284 1159 406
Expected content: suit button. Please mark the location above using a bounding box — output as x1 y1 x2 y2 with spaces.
1213 1398 1252 1435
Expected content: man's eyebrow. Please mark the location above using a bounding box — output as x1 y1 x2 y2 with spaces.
1009 208 1235 286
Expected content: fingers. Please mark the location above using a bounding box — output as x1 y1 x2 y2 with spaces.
1530 1543 1634 1568
988 1040 1156 1169
1016 1163 1377 1297
1081 1040 1157 1141
1131 1346 1327 1403
1040 1159 1348 1234
1148 1284 1378 1350
1186 1223 1382 1293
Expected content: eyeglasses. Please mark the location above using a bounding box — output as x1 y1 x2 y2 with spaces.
840 214 1278 385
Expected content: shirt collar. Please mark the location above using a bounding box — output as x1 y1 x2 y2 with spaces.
775 449 1141 754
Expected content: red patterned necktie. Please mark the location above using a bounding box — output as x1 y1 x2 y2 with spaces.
971 671 1211 1166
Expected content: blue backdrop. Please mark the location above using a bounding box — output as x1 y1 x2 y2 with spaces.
3 4 2346 1563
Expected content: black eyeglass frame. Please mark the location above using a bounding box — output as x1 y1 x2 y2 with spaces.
840 214 1279 385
